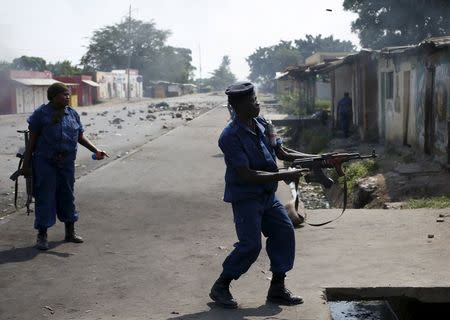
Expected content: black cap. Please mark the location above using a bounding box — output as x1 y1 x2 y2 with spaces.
225 82 254 97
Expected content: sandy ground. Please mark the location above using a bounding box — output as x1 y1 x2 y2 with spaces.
0 93 226 218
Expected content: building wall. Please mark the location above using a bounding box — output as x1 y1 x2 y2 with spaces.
276 78 299 96
331 64 352 125
433 57 450 163
0 74 14 114
111 70 143 99
316 81 331 100
378 49 450 165
15 86 48 113
95 72 115 100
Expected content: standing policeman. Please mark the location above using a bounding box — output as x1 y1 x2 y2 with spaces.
22 83 107 250
210 82 315 308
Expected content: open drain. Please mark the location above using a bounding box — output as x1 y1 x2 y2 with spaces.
326 287 450 320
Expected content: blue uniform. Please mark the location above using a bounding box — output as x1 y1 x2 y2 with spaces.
218 116 295 280
338 96 352 137
27 103 83 230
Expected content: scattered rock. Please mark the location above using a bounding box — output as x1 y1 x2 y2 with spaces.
383 202 404 209
428 234 434 238
117 125 122 129
353 176 378 208
155 102 169 109
436 218 445 222
175 112 182 118
112 118 124 125
81 112 88 116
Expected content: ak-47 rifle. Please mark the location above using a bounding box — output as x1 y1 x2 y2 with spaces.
291 150 378 188
9 130 33 215
288 150 377 226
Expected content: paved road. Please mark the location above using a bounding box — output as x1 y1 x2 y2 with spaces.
1 105 450 320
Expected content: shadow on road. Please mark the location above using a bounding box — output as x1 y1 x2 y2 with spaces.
168 302 282 320
0 241 73 264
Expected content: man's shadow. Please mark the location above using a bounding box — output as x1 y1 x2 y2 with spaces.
167 302 282 320
0 241 73 264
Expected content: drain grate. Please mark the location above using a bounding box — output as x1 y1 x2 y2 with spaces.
326 287 450 320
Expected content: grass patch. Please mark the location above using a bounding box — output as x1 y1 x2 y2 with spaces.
330 160 378 194
302 128 332 154
404 196 450 209
278 92 315 116
278 92 305 116
315 99 331 110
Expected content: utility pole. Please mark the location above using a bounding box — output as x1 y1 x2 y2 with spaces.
127 4 131 101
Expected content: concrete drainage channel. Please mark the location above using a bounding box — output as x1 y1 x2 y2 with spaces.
326 287 450 320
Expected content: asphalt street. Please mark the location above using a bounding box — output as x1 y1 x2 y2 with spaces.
1 105 449 320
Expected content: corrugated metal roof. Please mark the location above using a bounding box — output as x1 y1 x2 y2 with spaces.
12 78 59 86
421 36 450 48
82 80 100 87
274 71 289 80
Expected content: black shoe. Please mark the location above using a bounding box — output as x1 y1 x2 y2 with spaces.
64 223 84 243
209 279 238 309
36 232 49 250
267 282 303 305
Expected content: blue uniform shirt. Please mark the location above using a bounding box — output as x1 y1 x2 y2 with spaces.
28 103 84 162
218 116 280 203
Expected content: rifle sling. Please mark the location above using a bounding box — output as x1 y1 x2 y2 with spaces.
294 175 347 227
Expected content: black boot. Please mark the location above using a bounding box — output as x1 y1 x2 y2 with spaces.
209 275 238 309
267 273 303 305
64 222 84 243
36 229 49 250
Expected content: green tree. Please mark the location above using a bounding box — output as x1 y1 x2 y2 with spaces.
293 34 355 58
343 0 450 49
47 60 82 76
247 35 355 89
208 56 237 91
12 56 47 71
247 41 300 88
81 18 195 84
145 46 195 83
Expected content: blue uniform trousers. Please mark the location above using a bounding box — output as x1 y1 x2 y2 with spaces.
222 193 295 280
32 155 79 230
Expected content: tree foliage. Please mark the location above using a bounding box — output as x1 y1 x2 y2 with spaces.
47 60 82 76
343 0 450 49
145 47 195 84
12 56 47 71
81 18 195 84
247 41 300 87
207 56 237 91
247 35 355 88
